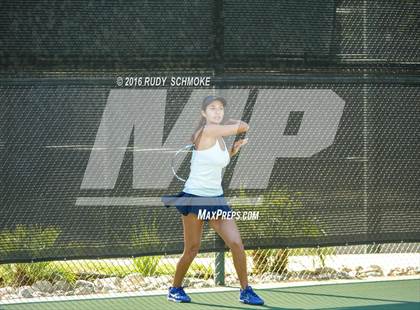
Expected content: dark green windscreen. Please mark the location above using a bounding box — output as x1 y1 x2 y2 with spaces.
1 82 419 263
0 0 419 263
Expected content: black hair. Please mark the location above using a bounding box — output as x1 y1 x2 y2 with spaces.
190 95 227 145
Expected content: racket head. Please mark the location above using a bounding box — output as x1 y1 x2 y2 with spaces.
171 143 194 182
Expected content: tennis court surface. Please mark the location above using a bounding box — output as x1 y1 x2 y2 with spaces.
2 279 419 309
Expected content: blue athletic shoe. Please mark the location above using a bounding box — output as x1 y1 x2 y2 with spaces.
239 285 264 305
167 286 191 303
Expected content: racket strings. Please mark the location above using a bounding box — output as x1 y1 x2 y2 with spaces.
171 125 205 182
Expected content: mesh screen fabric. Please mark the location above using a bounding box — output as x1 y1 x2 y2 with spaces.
1 83 419 263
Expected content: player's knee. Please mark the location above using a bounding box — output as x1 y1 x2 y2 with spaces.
183 245 200 260
228 239 244 251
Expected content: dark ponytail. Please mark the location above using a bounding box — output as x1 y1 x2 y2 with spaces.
190 116 206 145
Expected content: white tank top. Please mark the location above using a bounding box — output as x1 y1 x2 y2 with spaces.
183 137 230 196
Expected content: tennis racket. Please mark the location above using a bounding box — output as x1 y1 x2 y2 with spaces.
170 119 245 182
170 125 205 182
171 143 194 182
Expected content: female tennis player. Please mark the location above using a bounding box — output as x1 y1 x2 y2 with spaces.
165 95 264 305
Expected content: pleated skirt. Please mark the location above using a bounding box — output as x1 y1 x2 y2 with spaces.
161 190 232 221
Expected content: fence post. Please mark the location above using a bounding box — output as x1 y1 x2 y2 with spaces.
214 251 225 285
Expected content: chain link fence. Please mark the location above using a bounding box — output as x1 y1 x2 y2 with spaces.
1 242 419 302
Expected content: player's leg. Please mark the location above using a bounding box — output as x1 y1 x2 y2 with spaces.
208 217 248 289
172 213 204 287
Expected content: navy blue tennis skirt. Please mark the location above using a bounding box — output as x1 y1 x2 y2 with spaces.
161 191 232 221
